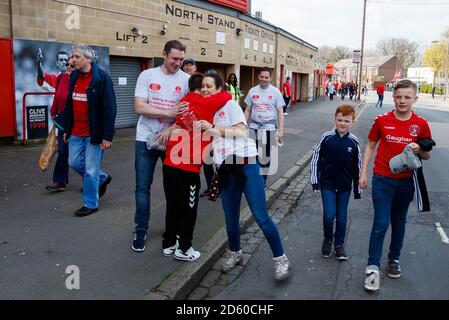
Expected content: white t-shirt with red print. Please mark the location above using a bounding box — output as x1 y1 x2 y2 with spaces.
134 67 190 142
213 100 258 165
244 84 285 131
368 111 432 179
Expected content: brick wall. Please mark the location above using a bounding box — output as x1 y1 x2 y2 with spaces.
0 0 11 37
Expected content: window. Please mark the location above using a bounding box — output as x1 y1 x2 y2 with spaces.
244 38 250 49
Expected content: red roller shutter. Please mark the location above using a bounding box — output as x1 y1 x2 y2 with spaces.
0 38 17 138
208 0 249 13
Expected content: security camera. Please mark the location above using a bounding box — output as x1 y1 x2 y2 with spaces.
131 27 143 36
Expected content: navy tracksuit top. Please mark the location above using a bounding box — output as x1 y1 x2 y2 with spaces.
310 129 362 198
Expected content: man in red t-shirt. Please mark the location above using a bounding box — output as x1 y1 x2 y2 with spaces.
359 79 432 291
375 82 385 108
282 77 292 115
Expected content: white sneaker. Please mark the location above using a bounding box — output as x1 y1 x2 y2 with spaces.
283 112 289 115
222 249 244 273
364 265 380 291
173 246 201 262
162 240 179 257
273 254 290 280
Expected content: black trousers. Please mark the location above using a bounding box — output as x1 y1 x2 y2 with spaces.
162 165 201 252
283 96 291 112
203 163 214 188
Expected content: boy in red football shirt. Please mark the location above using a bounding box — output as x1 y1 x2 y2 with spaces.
359 79 432 291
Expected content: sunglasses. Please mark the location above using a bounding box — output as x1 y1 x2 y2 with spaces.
66 63 75 68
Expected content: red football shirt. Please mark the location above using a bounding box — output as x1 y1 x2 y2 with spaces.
377 84 385 94
163 91 231 173
72 69 92 137
368 111 432 179
282 82 292 97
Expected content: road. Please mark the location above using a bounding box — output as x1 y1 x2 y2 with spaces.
207 91 449 300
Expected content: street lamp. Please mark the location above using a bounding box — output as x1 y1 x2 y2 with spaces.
444 41 448 101
432 40 449 101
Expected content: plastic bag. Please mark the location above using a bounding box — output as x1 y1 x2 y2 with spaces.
39 126 58 171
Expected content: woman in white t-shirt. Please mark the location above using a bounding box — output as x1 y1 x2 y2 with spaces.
198 72 291 281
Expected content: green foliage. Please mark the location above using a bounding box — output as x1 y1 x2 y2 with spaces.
423 43 447 74
419 83 446 95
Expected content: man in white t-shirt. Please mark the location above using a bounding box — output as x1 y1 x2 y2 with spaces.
132 40 190 252
244 67 285 188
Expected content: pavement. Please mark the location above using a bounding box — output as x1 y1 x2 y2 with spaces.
0 95 362 300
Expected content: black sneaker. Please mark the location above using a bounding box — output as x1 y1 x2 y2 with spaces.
387 260 402 278
334 245 348 260
132 231 147 252
321 239 332 258
99 175 112 198
74 206 98 217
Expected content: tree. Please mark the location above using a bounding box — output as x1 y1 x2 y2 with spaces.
332 46 352 62
317 46 334 65
375 38 420 71
422 43 446 85
363 48 378 57
317 46 352 64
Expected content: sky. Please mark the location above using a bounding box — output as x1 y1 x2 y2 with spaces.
251 0 449 51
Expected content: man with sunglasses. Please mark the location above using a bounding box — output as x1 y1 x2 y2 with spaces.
43 57 76 192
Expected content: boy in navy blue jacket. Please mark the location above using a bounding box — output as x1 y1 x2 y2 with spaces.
310 104 362 260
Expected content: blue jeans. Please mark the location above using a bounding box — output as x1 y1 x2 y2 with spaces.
53 133 69 185
220 163 284 257
68 136 108 209
368 174 415 267
376 94 384 107
134 141 165 233
320 188 351 246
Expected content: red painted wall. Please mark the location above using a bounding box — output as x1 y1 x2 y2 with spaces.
208 0 249 13
0 38 16 138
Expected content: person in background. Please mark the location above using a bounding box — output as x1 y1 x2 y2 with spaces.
181 58 197 76
282 77 292 115
45 56 76 192
375 82 385 108
244 68 285 188
226 73 240 103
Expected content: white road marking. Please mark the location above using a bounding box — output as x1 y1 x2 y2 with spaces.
435 222 449 244
355 99 369 120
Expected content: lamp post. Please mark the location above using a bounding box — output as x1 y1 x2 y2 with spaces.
444 40 448 101
357 0 367 101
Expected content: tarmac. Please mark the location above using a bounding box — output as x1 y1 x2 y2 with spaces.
0 94 363 300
